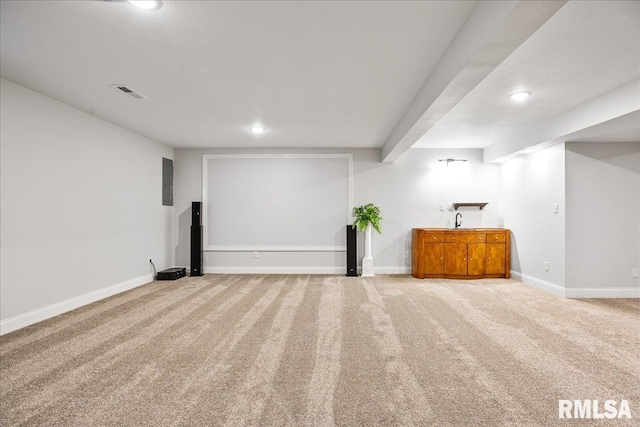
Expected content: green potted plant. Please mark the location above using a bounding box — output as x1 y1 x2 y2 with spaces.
352 203 382 277
352 203 382 233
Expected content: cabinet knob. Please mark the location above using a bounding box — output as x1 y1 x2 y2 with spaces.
464 258 466 261
440 257 443 260
495 236 498 240
452 237 455 240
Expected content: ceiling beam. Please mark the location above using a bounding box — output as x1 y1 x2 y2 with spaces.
380 0 566 163
483 78 640 163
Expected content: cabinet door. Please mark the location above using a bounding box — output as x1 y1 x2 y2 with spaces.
423 242 444 275
412 230 424 278
468 243 486 276
444 243 467 275
486 243 506 275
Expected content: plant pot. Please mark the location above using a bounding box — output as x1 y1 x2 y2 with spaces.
362 224 374 277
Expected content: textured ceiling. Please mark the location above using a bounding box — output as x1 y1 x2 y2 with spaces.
564 111 640 144
414 0 640 149
0 0 477 148
2 1 637 152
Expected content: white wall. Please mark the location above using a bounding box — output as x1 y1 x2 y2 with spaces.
0 79 173 333
500 143 566 295
202 154 351 251
565 141 640 297
173 147 500 273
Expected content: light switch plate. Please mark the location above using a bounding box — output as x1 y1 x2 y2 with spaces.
553 203 559 213
439 203 445 211
544 262 549 272
633 268 639 278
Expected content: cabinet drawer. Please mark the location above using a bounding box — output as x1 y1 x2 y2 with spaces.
445 233 486 243
486 233 506 242
423 233 445 242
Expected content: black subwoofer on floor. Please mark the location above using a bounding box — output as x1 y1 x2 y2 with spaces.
190 201 204 276
346 225 358 277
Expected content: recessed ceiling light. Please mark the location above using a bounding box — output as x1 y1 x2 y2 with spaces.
508 91 531 102
127 1 161 11
250 126 266 134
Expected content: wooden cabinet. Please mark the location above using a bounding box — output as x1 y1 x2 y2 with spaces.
485 243 506 275
423 242 445 275
412 230 445 278
412 228 510 279
468 243 486 276
444 243 467 275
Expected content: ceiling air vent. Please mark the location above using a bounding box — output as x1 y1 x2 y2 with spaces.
111 84 147 99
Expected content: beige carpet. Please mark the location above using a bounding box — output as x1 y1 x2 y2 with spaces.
1 275 638 426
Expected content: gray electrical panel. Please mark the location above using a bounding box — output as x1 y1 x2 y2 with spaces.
162 157 173 206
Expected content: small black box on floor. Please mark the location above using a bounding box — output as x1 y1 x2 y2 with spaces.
157 267 187 281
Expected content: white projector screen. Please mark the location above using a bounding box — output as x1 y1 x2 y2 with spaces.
202 154 353 251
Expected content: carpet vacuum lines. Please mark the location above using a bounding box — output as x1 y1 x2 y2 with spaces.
305 277 344 427
2 275 638 427
431 283 638 425
167 276 294 426
223 275 310 426
2 282 228 426
361 278 432 426
0 278 170 356
0 280 214 399
66 276 262 426
446 282 640 380
405 284 531 424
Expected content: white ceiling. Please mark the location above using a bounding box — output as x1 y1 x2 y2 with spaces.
0 0 476 148
414 0 640 149
1 1 638 153
564 111 640 144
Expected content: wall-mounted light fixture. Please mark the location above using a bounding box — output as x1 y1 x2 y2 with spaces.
250 126 266 134
438 158 468 166
103 0 162 11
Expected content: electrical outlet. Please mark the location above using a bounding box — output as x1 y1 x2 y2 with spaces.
439 203 445 211
633 268 639 278
405 250 410 259
544 262 549 272
253 251 259 259
553 203 559 213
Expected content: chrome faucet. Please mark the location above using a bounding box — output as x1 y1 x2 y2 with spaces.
455 213 462 229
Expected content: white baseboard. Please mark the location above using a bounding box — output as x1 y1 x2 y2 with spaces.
510 271 565 297
374 266 412 274
565 287 640 298
201 266 411 275
510 271 640 298
0 274 154 336
203 266 344 274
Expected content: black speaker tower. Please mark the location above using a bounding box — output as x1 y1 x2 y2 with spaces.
346 225 358 276
190 202 204 276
